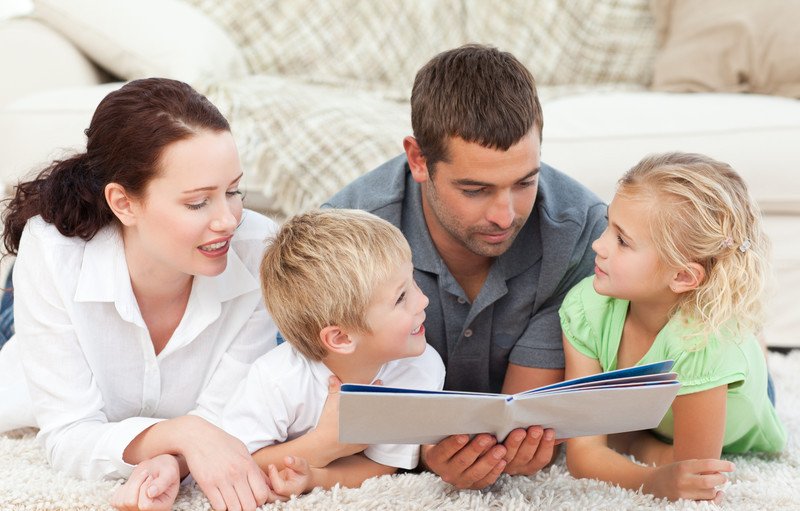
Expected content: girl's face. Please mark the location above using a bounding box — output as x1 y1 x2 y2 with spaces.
124 130 245 281
591 193 675 303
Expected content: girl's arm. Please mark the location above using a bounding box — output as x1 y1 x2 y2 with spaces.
626 385 728 466
306 453 397 491
562 335 733 501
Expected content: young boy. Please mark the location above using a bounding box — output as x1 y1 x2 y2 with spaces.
222 209 445 499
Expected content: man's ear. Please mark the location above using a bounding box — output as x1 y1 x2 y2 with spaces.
670 263 706 294
319 325 357 355
403 136 430 184
105 183 138 227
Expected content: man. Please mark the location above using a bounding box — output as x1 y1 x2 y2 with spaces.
324 44 606 489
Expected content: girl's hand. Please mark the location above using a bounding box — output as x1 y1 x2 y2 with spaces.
111 454 180 511
308 376 368 466
267 456 313 501
179 416 272 511
643 458 735 502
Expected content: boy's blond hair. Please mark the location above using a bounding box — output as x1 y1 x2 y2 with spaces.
260 209 412 360
618 152 769 344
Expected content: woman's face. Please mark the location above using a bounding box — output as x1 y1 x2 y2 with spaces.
124 130 245 280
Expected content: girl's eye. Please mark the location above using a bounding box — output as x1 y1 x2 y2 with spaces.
395 291 406 305
186 199 208 210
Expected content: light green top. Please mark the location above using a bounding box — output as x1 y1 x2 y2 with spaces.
559 277 786 453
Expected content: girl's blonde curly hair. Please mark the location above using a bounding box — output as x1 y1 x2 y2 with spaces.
617 152 769 344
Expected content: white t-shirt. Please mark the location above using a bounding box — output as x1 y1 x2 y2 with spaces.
222 342 445 470
0 210 278 480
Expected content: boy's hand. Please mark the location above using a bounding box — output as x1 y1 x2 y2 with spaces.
643 459 735 502
111 454 180 511
310 376 367 465
267 456 313 501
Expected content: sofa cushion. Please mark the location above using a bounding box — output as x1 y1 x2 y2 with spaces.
0 17 106 107
0 83 123 187
541 91 800 214
32 0 247 84
464 0 658 87
651 0 800 98
186 0 463 100
203 75 412 218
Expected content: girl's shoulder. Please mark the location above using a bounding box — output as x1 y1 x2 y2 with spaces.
560 276 623 350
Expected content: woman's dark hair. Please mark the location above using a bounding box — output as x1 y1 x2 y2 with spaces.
2 77 230 255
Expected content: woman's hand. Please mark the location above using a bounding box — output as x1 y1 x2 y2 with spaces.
179 416 272 511
642 458 735 502
111 454 180 511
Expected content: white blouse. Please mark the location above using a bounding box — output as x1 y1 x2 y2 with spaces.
0 210 278 480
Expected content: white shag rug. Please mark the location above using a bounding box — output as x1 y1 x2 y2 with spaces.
2 351 798 511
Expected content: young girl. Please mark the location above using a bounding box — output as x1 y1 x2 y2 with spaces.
0 78 283 511
559 152 786 502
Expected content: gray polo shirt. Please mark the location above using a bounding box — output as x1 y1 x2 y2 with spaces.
324 154 606 393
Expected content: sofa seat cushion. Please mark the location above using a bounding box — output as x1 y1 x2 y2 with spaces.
542 91 800 214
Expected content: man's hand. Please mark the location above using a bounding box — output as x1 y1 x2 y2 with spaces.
500 426 559 476
421 434 507 490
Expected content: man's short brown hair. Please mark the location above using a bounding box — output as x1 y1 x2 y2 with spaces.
410 44 543 169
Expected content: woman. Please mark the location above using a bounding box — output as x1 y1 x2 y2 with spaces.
0 78 278 510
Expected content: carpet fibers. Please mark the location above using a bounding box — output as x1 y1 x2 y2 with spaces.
2 351 798 510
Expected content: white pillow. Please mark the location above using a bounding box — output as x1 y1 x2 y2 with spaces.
32 0 247 83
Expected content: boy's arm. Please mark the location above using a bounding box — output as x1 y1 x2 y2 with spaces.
251 376 367 471
307 453 397 490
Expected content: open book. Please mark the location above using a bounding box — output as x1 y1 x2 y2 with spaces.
339 360 680 445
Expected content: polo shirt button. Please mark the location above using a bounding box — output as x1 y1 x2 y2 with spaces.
464 329 473 338
457 297 466 304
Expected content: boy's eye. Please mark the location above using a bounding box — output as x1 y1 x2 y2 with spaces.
395 291 406 305
617 235 628 247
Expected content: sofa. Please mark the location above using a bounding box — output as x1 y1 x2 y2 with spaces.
0 0 798 348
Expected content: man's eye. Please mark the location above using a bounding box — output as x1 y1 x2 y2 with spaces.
462 189 483 197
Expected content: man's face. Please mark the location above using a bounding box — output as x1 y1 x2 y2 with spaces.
415 131 541 259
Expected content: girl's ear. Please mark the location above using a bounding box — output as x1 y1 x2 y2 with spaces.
319 325 356 355
670 263 706 294
105 183 138 226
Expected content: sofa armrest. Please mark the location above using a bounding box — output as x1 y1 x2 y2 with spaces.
0 16 109 107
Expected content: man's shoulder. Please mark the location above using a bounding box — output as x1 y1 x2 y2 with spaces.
323 154 409 219
537 162 606 225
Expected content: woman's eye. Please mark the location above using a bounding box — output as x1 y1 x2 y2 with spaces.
226 190 243 198
186 199 208 210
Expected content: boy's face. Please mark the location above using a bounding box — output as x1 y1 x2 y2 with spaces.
353 258 430 365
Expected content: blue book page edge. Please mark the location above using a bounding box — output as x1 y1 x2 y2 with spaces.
522 360 675 395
